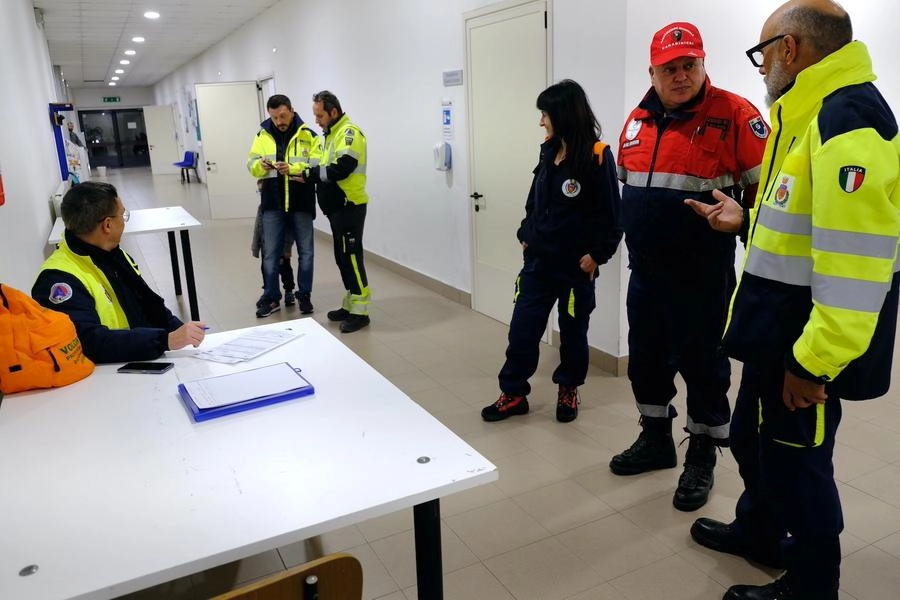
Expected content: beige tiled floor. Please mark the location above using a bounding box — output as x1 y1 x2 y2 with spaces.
108 167 900 599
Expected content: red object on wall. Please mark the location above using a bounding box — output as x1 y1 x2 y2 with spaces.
0 173 5 206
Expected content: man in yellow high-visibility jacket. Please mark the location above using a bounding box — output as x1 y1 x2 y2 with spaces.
32 182 206 363
303 90 371 333
685 1 900 598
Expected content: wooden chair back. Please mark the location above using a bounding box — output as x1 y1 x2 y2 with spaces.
210 552 363 600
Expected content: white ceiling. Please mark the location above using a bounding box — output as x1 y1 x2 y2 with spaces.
34 0 281 89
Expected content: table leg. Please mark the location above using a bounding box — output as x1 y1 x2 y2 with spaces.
413 499 443 600
167 231 182 296
180 230 200 321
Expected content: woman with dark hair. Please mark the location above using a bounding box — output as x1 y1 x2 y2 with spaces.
482 79 622 424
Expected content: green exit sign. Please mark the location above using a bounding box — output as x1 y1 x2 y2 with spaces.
102 96 121 103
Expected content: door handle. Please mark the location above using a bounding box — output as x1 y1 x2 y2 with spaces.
206 161 216 172
470 191 484 212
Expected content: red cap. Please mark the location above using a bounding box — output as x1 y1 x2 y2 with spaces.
650 22 705 66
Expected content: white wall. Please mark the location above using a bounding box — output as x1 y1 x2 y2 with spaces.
0 0 67 290
71 86 156 111
15 0 856 356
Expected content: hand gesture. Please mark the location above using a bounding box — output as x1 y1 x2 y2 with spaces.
684 189 743 233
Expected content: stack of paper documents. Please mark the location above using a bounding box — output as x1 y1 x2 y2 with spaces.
178 362 314 422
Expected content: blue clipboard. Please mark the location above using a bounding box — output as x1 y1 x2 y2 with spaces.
178 362 314 422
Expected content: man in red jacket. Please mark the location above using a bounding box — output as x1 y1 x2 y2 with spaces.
611 22 768 512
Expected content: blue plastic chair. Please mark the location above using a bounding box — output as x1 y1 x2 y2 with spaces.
173 151 199 183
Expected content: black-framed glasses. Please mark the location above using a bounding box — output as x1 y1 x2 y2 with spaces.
745 34 788 68
99 209 130 223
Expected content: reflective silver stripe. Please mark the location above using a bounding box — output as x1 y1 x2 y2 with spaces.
813 272 891 312
686 416 729 441
336 148 361 161
308 158 321 167
745 247 812 285
260 170 277 179
813 228 898 260
621 170 736 192
318 165 329 183
353 163 366 175
757 204 812 235
636 403 671 418
246 159 256 171
740 164 762 188
288 157 306 164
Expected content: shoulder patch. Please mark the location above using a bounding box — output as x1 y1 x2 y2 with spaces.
839 166 866 193
48 282 73 304
749 117 769 139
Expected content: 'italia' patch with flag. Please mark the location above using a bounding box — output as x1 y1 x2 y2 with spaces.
839 166 866 193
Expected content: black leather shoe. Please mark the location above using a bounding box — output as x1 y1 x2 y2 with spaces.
673 463 714 511
340 314 370 333
327 307 350 322
724 575 795 599
296 293 314 315
673 435 717 511
609 418 677 475
691 518 784 570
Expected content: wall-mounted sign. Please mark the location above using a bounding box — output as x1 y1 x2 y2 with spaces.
102 96 121 103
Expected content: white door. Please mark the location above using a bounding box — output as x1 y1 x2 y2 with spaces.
195 82 261 219
467 1 548 325
143 104 180 175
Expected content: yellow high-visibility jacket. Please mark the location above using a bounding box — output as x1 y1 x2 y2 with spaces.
247 115 317 214
723 41 900 399
307 113 367 215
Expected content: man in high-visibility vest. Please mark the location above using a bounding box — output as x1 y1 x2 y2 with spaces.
302 91 371 333
686 1 900 598
32 181 206 362
247 94 318 318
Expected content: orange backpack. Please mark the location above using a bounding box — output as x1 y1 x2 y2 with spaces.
0 283 95 394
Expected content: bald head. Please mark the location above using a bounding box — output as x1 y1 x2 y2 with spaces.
762 0 851 62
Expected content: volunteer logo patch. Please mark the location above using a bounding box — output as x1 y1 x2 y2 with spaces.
625 118 642 141
839 166 865 193
749 117 769 139
773 175 793 209
562 179 581 197
49 282 73 304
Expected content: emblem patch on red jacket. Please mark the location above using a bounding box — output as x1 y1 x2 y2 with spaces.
749 117 769 139
839 166 865 193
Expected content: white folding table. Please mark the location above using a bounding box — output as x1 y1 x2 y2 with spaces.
48 206 202 321
0 318 497 599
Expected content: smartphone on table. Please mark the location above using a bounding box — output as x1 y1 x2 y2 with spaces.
116 361 175 374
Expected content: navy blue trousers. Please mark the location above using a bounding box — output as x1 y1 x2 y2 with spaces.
731 363 843 600
498 255 596 396
626 266 732 440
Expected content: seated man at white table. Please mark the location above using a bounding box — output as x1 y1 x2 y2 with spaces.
31 181 206 363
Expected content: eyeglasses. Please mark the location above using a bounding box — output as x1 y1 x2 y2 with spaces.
99 209 130 223
745 34 790 68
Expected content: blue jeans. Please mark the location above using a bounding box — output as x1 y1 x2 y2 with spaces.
261 210 314 302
